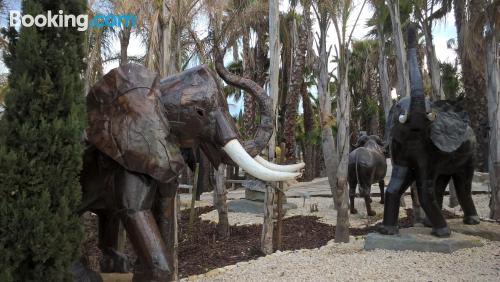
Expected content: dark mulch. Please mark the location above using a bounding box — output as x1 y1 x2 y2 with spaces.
82 206 455 278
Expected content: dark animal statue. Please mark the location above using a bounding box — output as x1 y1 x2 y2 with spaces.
348 134 387 216
378 23 479 238
78 50 304 281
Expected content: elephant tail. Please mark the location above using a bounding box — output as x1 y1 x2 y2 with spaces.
355 152 361 188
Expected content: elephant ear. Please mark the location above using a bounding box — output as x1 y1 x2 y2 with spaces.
430 100 472 153
86 64 185 183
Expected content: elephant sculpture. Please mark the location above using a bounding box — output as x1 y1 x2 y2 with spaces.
378 23 479 238
78 50 304 281
348 134 387 216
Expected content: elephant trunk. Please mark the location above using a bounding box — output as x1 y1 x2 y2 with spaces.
214 48 273 157
407 23 426 123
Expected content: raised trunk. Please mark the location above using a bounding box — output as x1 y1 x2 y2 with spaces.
376 20 392 118
422 20 444 101
407 24 426 117
387 0 410 98
485 19 500 219
215 48 273 158
283 0 311 161
119 26 131 66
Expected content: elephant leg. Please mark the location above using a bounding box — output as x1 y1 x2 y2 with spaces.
349 179 358 214
364 188 376 217
113 169 170 282
422 175 451 227
379 165 413 235
379 180 385 204
415 170 450 237
153 180 179 281
452 167 480 225
97 211 129 273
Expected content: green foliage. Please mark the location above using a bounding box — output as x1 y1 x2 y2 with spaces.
0 0 86 280
440 61 462 100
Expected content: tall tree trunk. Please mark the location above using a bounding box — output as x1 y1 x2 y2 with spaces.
302 81 315 181
283 0 311 161
454 0 489 171
485 17 500 219
422 20 444 101
160 0 174 76
368 67 380 135
335 59 351 243
268 0 279 162
316 12 338 205
376 20 392 118
386 0 410 98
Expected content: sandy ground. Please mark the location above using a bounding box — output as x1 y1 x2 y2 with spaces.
178 193 499 281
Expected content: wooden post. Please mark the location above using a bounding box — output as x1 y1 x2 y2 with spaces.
274 142 286 250
261 182 274 254
188 163 200 232
214 163 230 238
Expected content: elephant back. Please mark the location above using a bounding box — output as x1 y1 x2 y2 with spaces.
86 64 185 183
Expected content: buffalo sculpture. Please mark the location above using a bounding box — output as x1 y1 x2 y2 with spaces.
378 24 479 238
348 134 387 216
78 51 304 281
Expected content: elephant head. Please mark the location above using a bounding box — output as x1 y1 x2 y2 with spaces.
156 51 304 181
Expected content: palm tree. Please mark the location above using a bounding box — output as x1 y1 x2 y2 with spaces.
454 0 489 171
283 0 312 162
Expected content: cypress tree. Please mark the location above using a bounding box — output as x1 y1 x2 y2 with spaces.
0 0 86 280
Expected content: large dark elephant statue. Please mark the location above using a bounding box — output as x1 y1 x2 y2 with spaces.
348 134 387 216
78 50 304 281
378 23 479 238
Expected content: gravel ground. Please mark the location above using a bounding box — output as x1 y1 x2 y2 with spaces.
179 193 498 281
183 237 500 281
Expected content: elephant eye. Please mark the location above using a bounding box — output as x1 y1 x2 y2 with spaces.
195 107 205 116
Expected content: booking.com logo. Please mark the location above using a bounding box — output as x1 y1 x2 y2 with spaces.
9 10 136 31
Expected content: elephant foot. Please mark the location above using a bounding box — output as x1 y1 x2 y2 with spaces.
431 226 451 238
422 217 432 228
350 208 358 214
376 224 399 235
133 261 171 282
101 248 129 273
70 260 103 282
367 210 376 216
463 215 480 225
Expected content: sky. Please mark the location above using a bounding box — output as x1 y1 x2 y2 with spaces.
0 0 459 115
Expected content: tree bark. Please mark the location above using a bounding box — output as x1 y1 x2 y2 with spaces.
335 66 351 243
485 19 500 219
283 0 311 161
268 0 280 162
376 19 392 118
214 164 229 238
302 81 316 181
119 26 131 66
261 183 274 254
316 10 338 205
386 0 410 98
422 20 444 101
242 27 257 139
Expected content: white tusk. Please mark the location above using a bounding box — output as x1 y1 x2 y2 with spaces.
223 140 301 181
398 112 408 123
254 155 305 172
